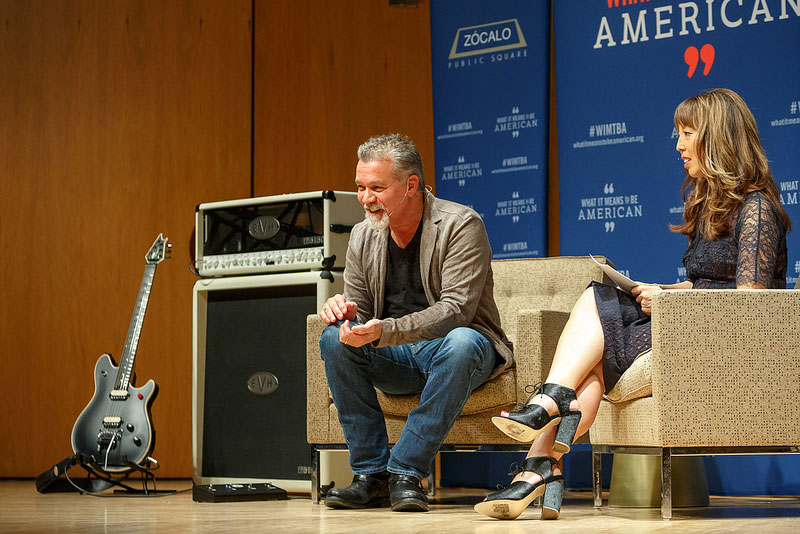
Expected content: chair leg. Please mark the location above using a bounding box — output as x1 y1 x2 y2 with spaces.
660 447 672 520
311 448 321 504
427 473 436 497
592 448 603 507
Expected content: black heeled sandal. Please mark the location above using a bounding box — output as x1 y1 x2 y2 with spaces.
491 383 582 453
473 456 564 520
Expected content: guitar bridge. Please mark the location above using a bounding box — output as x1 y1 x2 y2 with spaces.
97 429 122 451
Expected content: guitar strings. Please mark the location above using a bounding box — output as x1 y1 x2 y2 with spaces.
104 264 156 468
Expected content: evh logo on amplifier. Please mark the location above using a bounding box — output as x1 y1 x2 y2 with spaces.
247 372 279 395
248 216 280 240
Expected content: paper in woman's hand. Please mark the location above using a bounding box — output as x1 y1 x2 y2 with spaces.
590 255 637 293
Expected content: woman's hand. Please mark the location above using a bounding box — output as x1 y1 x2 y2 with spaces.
631 284 663 316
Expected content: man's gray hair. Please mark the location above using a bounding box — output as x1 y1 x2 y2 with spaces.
357 134 425 189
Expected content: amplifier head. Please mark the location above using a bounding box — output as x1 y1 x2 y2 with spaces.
195 191 363 277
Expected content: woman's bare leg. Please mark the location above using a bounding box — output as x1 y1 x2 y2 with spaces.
548 287 605 388
524 287 605 417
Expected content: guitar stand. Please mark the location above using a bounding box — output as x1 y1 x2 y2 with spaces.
36 454 175 496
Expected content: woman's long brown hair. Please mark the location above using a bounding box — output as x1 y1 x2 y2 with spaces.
670 88 791 240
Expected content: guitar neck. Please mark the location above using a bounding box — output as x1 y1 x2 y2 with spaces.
115 263 157 391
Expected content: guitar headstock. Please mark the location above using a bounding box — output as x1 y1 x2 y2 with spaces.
145 233 171 264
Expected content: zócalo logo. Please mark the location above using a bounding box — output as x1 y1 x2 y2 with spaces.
449 19 527 59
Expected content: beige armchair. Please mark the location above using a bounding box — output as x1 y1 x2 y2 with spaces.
589 289 800 519
306 256 610 501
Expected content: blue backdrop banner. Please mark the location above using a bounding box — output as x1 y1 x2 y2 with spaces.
555 0 800 286
430 0 550 259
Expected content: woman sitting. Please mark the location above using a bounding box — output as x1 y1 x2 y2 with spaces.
475 87 791 520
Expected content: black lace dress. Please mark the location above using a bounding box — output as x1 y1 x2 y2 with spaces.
593 191 788 392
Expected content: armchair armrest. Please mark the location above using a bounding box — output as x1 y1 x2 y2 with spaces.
649 289 800 447
306 314 330 444
512 309 571 403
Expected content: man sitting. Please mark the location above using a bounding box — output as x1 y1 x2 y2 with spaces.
318 134 513 512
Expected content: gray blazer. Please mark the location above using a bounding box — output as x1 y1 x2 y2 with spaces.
344 191 514 374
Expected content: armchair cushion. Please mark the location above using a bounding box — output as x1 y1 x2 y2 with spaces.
604 349 652 403
379 370 515 416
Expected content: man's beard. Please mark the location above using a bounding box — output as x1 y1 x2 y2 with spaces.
364 203 390 230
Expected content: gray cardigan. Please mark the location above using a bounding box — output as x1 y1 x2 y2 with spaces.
344 191 514 374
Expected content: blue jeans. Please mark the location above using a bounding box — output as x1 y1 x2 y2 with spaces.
319 325 498 480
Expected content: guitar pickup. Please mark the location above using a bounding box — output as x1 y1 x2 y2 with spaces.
103 417 122 428
109 389 130 400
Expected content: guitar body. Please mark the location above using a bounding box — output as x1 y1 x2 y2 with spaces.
71 353 158 472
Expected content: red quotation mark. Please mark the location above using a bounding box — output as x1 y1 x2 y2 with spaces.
684 44 715 78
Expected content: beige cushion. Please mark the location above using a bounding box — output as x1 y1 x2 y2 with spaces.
591 396 659 446
377 369 516 416
604 349 652 403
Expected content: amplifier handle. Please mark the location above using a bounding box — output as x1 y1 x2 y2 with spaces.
322 255 336 269
329 224 353 234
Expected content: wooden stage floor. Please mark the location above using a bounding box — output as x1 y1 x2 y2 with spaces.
2 479 799 533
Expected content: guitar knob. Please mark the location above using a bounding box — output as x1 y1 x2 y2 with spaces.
126 423 135 432
133 436 142 447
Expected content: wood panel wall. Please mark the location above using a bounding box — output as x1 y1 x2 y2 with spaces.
254 0 435 196
0 0 251 477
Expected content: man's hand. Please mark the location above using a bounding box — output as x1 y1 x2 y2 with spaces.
631 283 662 316
319 294 358 325
339 319 383 347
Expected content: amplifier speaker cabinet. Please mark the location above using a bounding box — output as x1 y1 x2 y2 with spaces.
195 190 363 277
192 271 349 492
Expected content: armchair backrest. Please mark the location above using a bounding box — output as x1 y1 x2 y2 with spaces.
490 256 610 344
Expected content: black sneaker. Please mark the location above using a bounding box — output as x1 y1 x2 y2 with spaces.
324 472 390 509
388 474 429 512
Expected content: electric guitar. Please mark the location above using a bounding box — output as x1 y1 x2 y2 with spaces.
71 234 170 472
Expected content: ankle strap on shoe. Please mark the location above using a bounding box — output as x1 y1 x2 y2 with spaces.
519 456 559 478
541 383 577 415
